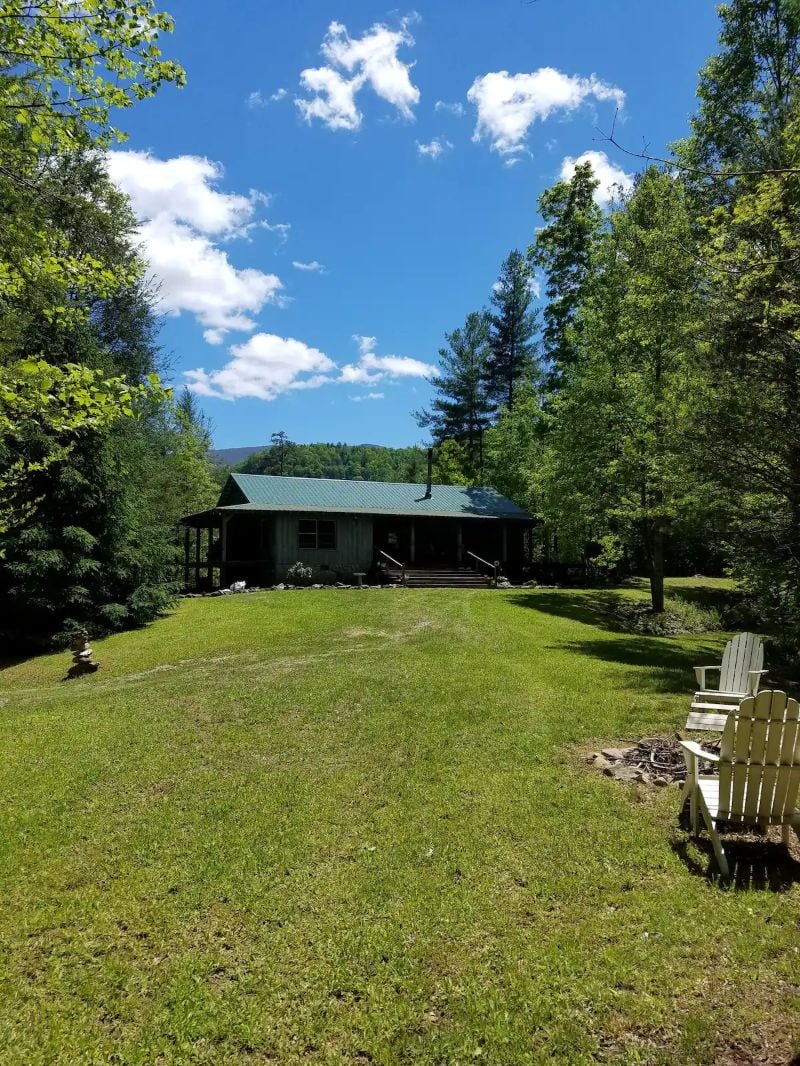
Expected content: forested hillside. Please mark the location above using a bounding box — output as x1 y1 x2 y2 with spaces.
235 439 428 482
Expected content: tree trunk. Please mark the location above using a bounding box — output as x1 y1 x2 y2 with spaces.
650 523 665 613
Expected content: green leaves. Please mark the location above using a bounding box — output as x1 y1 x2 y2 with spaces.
0 359 166 537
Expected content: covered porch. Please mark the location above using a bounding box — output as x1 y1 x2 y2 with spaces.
373 514 527 572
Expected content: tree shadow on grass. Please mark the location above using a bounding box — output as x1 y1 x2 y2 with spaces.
511 590 721 695
671 824 800 891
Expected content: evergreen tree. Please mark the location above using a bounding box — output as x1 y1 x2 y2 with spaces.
415 311 493 482
529 163 604 391
486 250 539 411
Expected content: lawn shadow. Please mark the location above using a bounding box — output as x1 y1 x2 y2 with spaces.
671 828 800 892
510 589 626 629
511 590 720 695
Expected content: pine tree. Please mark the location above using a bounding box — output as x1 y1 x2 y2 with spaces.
529 163 603 391
486 250 539 412
415 311 493 482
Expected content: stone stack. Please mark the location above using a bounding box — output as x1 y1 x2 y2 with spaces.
66 629 99 679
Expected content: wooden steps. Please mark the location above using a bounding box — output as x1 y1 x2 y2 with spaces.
387 567 491 589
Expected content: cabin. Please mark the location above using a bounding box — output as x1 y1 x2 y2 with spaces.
180 473 535 589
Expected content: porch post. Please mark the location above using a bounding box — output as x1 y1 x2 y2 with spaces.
220 516 229 588
183 526 191 588
501 523 508 566
207 525 214 587
457 520 463 564
410 518 416 563
194 526 202 589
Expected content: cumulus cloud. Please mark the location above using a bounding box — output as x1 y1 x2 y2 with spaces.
467 68 625 158
559 149 634 206
416 137 452 159
292 260 326 272
296 16 420 131
350 392 385 402
339 335 437 385
434 100 464 117
247 88 287 108
108 150 287 341
185 333 336 401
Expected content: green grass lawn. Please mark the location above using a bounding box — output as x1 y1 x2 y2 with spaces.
1 585 799 1064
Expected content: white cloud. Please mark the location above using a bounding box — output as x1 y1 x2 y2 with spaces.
184 333 436 403
247 88 287 108
108 151 259 237
559 149 634 206
417 137 453 159
292 260 326 272
339 335 437 384
435 100 464 117
185 333 336 401
527 274 542 299
296 17 420 131
108 150 287 341
467 68 625 158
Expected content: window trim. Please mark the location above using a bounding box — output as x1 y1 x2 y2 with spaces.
297 517 337 551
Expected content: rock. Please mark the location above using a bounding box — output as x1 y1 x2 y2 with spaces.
273 583 285 591
592 755 613 771
521 579 538 588
602 747 633 761
604 765 640 783
496 579 512 589
311 584 323 589
654 776 670 787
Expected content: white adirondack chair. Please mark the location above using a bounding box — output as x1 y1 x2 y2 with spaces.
685 631 767 733
679 690 800 878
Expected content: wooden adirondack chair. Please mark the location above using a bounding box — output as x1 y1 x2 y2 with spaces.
679 690 800 878
685 631 767 733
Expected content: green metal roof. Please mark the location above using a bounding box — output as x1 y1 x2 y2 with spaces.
212 473 533 521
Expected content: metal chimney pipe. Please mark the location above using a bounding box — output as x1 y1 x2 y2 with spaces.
425 448 433 498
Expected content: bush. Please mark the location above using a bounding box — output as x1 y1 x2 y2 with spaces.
286 562 313 586
611 596 722 636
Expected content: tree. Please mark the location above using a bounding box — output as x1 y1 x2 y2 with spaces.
540 169 705 611
270 430 292 475
486 250 539 412
0 1 184 171
675 0 800 651
0 358 161 538
415 311 493 482
529 162 603 391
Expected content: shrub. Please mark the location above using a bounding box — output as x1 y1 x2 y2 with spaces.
286 561 313 585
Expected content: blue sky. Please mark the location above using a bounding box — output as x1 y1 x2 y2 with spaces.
112 0 722 449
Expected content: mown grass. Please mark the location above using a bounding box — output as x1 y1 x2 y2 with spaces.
1 584 799 1064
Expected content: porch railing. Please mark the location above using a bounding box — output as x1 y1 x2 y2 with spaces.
377 549 406 586
466 550 498 584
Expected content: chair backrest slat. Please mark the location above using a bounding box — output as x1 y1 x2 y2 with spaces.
717 690 800 824
719 632 763 694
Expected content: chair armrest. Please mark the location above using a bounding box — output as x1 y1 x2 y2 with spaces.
679 740 720 764
694 665 721 689
746 669 768 694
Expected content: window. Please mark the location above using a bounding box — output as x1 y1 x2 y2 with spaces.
298 518 337 550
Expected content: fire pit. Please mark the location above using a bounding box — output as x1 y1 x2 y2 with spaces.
586 735 720 786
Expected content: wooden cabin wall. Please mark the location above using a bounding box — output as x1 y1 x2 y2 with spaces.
272 513 374 579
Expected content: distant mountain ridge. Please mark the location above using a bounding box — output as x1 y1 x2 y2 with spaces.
211 445 269 467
